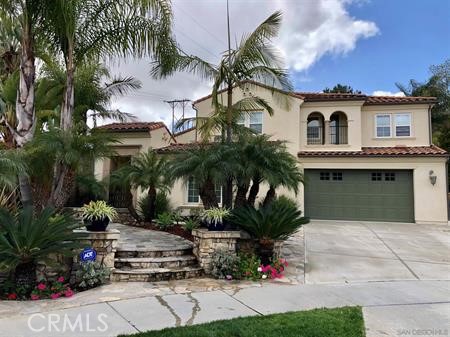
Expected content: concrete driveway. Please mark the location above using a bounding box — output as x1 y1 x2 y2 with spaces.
305 220 450 284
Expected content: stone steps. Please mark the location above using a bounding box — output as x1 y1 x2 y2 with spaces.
115 247 193 258
114 255 197 269
111 266 203 282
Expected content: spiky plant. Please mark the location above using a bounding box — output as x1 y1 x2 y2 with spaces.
0 206 84 288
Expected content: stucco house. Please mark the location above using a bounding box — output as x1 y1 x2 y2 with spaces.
94 81 449 225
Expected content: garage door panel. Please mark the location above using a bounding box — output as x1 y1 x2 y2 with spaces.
304 169 414 222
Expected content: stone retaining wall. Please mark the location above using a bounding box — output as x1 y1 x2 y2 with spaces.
192 229 241 274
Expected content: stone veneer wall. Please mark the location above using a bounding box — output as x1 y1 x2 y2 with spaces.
192 229 241 274
72 229 120 277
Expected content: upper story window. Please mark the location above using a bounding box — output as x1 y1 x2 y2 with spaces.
394 114 411 137
375 113 412 138
376 114 391 138
187 176 222 205
237 111 263 134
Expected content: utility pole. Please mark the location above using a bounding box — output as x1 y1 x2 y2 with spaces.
164 99 191 133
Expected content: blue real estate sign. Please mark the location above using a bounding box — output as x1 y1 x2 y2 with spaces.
80 248 97 262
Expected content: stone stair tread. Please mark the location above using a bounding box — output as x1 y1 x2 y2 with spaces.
113 266 202 274
115 255 197 263
117 244 192 252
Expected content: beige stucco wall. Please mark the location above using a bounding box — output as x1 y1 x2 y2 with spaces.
361 104 431 147
299 100 364 152
194 84 303 155
299 157 448 225
94 128 173 205
174 128 197 143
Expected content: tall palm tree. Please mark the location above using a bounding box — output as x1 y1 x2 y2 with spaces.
0 148 26 189
170 144 234 209
112 149 173 223
152 11 293 208
41 0 174 131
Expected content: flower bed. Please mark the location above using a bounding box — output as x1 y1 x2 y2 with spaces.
1 276 74 301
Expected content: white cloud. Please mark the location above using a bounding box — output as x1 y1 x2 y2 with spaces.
104 0 379 127
372 91 405 97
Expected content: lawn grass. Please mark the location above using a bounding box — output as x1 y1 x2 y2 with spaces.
119 306 365 337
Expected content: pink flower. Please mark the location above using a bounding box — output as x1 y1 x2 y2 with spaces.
50 293 61 300
7 293 17 300
64 289 74 298
37 283 46 291
57 276 65 283
31 294 40 300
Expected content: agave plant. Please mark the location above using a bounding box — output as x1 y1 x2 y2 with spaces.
231 203 309 264
0 206 84 288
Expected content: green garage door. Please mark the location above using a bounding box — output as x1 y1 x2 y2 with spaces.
304 169 414 222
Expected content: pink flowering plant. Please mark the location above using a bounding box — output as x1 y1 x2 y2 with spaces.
30 276 74 300
259 258 289 279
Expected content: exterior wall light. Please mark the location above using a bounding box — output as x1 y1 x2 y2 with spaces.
429 170 437 186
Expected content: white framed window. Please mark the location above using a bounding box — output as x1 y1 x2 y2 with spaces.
375 114 391 138
187 177 222 205
394 113 411 137
237 111 263 134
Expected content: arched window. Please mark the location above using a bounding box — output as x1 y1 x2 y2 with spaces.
329 111 348 144
307 112 325 145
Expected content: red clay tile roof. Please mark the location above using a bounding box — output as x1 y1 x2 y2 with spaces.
298 145 448 158
156 142 207 153
97 122 166 132
192 80 436 106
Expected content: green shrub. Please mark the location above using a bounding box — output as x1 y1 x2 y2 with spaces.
155 212 174 230
74 261 110 290
210 249 240 280
237 254 261 281
183 218 199 232
0 206 83 289
271 195 298 210
138 192 172 221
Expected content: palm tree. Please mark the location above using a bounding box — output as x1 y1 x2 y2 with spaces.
170 144 234 209
152 11 293 208
112 149 173 223
41 0 175 131
231 135 303 208
0 148 26 188
27 127 118 209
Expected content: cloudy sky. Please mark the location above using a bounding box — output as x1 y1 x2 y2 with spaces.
106 0 450 128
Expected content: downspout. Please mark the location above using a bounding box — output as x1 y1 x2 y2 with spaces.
192 103 198 142
428 104 433 144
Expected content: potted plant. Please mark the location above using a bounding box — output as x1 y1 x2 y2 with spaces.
81 201 118 231
201 207 230 231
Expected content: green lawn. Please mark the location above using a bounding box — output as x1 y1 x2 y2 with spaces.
119 306 365 337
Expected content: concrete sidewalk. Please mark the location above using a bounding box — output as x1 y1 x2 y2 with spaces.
1 280 449 337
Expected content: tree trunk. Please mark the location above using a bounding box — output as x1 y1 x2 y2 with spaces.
200 179 218 209
234 182 249 209
147 186 157 222
14 261 36 290
247 174 261 207
222 82 234 209
263 185 276 208
60 45 75 131
48 164 75 209
14 17 36 206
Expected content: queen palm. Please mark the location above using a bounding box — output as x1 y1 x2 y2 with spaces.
153 11 293 208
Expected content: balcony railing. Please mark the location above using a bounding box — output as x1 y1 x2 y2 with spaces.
330 125 348 144
307 126 324 145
